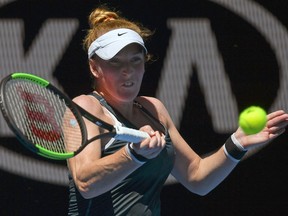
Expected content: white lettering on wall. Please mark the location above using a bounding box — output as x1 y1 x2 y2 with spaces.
0 18 78 186
211 0 288 114
156 19 238 132
157 0 288 134
1 0 288 186
0 19 79 136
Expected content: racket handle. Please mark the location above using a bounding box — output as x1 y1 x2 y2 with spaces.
114 126 150 143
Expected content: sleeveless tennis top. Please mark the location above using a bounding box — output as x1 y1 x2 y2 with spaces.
68 93 175 216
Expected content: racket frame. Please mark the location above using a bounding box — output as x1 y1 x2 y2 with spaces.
0 73 104 159
0 72 148 160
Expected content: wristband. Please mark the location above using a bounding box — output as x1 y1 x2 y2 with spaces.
224 134 247 162
126 143 148 164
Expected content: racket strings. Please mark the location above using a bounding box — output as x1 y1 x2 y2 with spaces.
5 80 82 154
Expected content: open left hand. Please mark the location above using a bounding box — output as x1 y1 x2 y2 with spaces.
234 110 288 149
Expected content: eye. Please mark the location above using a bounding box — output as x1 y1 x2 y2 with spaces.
108 59 122 67
131 55 144 64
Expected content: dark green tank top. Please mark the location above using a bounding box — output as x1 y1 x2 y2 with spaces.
68 94 175 216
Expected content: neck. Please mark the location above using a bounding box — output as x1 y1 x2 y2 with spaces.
94 90 136 119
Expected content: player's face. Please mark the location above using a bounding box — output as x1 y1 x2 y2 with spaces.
95 44 146 102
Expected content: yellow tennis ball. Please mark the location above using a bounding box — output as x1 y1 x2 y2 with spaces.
239 106 267 135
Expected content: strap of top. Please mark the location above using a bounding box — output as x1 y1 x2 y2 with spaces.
89 92 164 130
89 92 117 116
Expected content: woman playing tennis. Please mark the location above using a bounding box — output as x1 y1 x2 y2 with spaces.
67 5 288 215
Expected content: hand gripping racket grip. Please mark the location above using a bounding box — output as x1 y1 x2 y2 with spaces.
114 126 150 143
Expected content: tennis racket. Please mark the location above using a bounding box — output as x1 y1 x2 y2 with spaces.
0 72 149 160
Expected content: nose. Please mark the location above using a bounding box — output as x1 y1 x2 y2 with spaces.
121 62 133 75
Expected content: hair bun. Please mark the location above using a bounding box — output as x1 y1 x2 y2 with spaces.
88 8 119 27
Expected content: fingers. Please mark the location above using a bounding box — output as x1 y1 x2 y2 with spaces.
266 110 288 127
236 110 288 148
268 128 286 140
268 121 288 133
266 110 286 120
139 125 156 136
138 131 165 159
132 125 166 159
266 111 288 136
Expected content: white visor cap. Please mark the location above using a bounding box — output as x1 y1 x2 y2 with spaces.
88 28 147 60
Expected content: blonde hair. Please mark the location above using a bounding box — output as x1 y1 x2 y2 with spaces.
83 6 153 61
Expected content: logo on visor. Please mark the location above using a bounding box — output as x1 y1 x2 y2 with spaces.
118 32 127 36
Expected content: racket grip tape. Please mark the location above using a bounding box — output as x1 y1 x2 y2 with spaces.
114 126 149 143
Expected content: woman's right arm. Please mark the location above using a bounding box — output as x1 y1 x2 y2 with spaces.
66 95 142 199
66 95 164 199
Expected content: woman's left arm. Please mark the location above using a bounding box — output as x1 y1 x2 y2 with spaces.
170 109 288 196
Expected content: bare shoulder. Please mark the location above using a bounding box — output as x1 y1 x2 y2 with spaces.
72 94 102 115
136 96 165 110
136 96 171 124
73 94 94 108
136 96 165 112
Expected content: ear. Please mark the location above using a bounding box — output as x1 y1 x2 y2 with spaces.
89 59 101 78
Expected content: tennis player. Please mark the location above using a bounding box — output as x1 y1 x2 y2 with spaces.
67 5 288 215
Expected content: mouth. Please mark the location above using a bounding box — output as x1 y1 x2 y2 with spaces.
122 81 134 87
